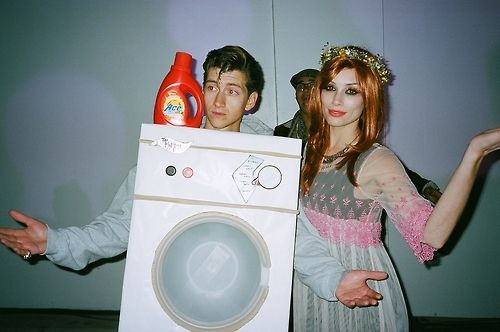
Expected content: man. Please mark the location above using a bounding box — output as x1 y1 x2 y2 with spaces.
0 46 386 310
275 68 442 205
274 68 318 139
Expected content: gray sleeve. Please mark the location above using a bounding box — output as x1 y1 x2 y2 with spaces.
294 204 347 301
44 167 136 270
240 115 274 136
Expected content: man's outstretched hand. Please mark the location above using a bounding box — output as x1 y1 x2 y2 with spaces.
336 270 388 308
0 209 48 258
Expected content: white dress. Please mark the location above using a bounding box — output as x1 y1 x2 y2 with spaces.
293 144 436 331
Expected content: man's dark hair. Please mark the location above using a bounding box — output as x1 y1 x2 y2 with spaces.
202 45 264 96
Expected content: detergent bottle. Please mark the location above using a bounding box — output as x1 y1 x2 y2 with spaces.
153 51 204 127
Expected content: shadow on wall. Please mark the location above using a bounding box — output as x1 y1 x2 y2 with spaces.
486 44 500 123
25 252 127 276
53 182 93 228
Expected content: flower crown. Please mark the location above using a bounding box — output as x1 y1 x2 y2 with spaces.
319 44 391 84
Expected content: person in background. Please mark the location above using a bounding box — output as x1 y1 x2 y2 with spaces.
275 68 442 205
292 44 500 331
275 68 319 139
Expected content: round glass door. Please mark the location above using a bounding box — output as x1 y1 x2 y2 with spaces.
152 211 271 331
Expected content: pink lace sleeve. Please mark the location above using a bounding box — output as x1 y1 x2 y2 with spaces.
388 193 435 262
357 146 437 262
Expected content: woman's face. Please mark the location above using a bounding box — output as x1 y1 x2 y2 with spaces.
320 68 364 130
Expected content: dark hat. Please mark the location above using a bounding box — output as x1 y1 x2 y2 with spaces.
290 68 319 88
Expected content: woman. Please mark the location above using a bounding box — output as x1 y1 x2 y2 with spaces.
292 45 500 331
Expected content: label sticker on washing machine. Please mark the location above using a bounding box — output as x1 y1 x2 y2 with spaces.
232 155 263 202
150 137 192 153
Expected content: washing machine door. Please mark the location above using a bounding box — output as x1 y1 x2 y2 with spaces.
151 211 271 332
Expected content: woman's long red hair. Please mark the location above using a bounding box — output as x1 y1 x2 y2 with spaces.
301 52 386 195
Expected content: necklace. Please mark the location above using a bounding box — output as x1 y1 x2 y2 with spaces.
322 146 350 164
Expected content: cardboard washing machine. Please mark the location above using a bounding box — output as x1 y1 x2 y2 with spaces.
118 124 302 331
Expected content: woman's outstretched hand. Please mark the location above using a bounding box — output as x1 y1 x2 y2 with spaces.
466 127 500 161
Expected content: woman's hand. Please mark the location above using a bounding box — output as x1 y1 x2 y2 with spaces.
466 128 500 161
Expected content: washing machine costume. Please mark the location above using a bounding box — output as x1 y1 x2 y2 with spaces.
116 121 303 331
42 46 302 331
117 46 304 330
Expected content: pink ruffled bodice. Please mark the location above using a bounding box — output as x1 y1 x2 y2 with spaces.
301 144 436 262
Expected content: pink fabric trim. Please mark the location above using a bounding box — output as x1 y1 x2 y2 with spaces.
389 194 436 262
304 207 383 248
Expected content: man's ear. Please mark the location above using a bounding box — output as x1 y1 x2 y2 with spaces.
244 91 258 111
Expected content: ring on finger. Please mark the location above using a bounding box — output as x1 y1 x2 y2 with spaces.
23 250 32 260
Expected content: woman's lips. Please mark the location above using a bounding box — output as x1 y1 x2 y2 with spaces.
328 109 346 117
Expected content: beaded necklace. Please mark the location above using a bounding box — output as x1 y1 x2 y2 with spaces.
322 146 350 164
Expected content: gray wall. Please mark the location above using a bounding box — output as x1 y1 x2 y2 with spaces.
1 0 499 318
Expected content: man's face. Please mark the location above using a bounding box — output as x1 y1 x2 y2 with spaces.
203 68 258 132
295 76 316 112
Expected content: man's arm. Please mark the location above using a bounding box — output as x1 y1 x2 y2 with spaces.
1 167 136 270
